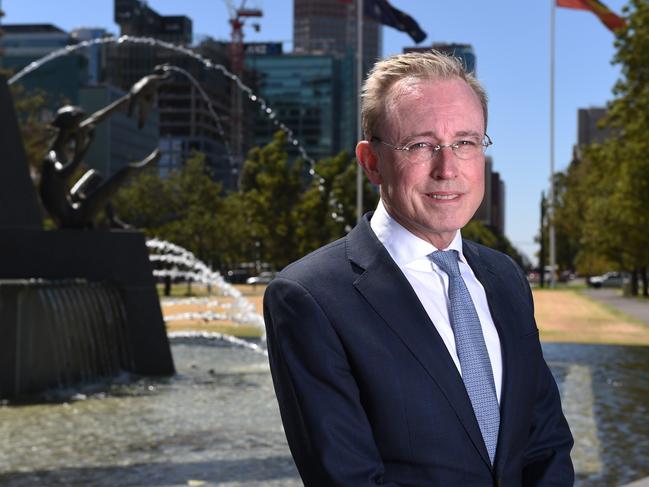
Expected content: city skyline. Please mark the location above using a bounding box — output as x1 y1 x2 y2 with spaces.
2 0 627 263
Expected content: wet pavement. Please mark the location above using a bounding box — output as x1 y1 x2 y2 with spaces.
0 337 647 486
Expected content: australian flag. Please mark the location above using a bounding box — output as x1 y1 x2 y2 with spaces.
364 0 427 43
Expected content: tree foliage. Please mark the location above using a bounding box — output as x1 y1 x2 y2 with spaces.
1 71 52 182
113 131 521 274
552 0 649 294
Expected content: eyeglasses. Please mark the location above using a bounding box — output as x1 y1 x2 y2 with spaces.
371 134 492 164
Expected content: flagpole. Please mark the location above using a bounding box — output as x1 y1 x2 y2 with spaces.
356 0 364 223
549 0 557 287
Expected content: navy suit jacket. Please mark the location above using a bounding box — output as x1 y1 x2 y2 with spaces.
264 214 574 486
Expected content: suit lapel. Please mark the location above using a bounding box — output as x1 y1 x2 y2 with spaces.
346 217 492 469
463 241 520 472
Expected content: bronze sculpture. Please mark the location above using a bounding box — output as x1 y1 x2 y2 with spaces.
39 68 170 228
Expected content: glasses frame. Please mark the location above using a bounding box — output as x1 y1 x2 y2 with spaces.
371 134 493 162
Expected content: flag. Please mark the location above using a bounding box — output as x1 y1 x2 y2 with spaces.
364 0 427 43
557 0 626 32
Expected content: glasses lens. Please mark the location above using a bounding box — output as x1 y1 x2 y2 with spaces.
454 144 474 159
454 138 489 159
406 146 434 165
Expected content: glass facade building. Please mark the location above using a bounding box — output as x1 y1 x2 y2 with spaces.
246 54 345 162
1 24 88 105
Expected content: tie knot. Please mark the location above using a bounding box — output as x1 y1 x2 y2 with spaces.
428 250 461 277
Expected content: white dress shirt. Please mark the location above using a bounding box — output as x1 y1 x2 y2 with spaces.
370 200 503 402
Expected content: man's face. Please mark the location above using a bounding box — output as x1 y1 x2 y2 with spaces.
359 78 486 249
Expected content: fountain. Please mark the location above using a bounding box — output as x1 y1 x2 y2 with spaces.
1 33 326 400
0 70 174 399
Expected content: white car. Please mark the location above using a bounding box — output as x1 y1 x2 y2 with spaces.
246 271 276 285
587 272 626 288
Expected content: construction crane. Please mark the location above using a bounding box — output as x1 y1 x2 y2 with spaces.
223 0 262 176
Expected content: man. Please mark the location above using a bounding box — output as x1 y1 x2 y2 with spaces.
264 51 574 486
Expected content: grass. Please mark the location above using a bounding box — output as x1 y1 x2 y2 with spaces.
158 283 649 345
532 288 649 346
161 283 266 338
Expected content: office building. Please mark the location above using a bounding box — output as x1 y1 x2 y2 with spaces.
70 27 111 85
79 84 160 177
293 0 381 67
577 107 612 145
0 24 88 105
246 52 341 162
474 156 506 235
404 42 476 74
109 0 240 187
1 23 159 180
114 0 192 45
293 0 381 146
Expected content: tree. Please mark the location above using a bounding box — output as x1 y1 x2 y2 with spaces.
463 220 526 268
552 1 649 294
294 151 379 256
238 131 304 269
113 152 225 266
1 71 52 188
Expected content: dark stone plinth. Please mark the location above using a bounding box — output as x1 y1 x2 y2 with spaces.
0 74 43 229
0 228 175 398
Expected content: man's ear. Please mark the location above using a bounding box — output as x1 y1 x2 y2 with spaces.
356 140 382 185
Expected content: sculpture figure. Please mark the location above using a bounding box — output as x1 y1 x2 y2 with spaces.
39 68 170 229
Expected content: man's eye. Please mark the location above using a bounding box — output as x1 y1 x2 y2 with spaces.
456 139 478 147
407 142 432 151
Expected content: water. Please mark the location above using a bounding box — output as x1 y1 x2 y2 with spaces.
545 343 649 486
0 336 299 487
8 35 316 169
147 238 265 331
0 340 647 486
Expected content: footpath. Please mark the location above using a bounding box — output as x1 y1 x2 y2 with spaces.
581 288 649 326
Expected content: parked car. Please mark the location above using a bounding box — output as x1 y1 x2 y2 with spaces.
226 269 253 284
587 271 627 288
246 271 276 286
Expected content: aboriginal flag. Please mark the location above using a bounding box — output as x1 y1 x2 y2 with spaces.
557 0 626 32
365 0 427 43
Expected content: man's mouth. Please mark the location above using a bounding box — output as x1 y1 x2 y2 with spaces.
427 193 460 201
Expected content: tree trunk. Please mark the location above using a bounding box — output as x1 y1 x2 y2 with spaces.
164 275 172 297
641 267 648 298
631 268 639 296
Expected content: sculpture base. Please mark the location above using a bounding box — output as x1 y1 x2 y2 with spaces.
0 229 174 399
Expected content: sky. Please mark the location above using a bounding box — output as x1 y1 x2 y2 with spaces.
1 0 628 264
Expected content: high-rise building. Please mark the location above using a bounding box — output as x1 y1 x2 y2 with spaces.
404 42 476 74
70 28 111 85
577 107 612 145
0 24 88 105
246 52 342 162
293 0 382 147
79 84 160 177
293 0 381 68
1 23 159 179
474 156 506 235
110 0 241 188
570 107 614 165
114 0 192 45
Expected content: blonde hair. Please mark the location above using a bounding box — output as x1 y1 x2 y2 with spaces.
361 50 488 140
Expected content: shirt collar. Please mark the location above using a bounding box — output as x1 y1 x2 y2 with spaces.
370 199 465 267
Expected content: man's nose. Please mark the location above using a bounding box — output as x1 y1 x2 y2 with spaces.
429 146 458 179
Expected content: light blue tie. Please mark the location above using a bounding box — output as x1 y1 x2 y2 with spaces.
428 250 500 464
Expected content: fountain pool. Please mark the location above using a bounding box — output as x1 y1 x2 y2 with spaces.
0 341 647 486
